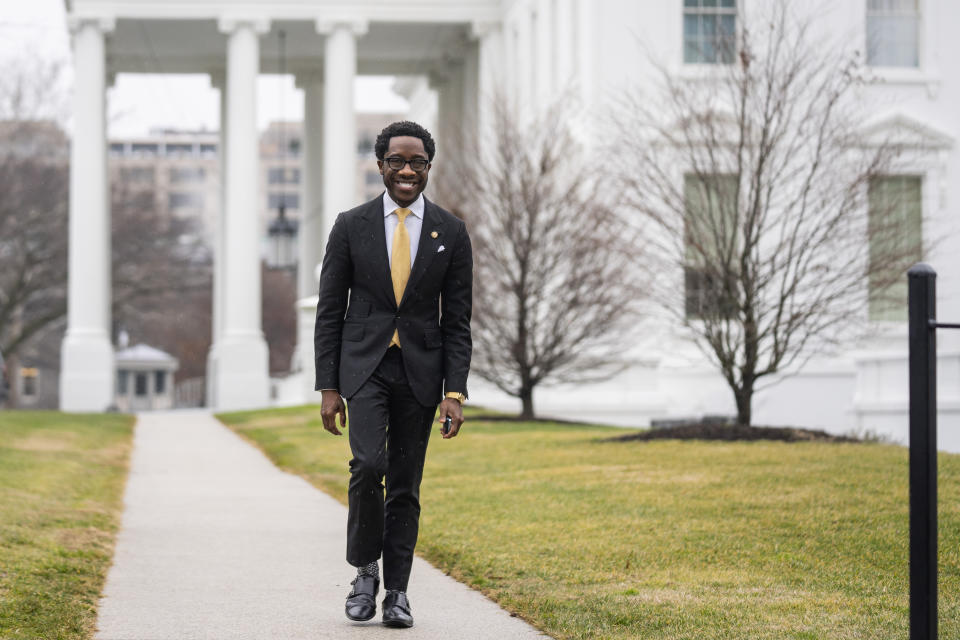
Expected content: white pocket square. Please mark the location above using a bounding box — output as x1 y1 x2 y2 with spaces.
437 245 445 253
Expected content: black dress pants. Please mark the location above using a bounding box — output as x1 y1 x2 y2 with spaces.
345 346 437 591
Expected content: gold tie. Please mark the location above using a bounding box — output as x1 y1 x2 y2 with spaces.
389 208 412 348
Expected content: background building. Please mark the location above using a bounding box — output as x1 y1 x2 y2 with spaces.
109 129 220 245
108 116 401 257
259 113 403 244
60 1 959 452
114 339 179 412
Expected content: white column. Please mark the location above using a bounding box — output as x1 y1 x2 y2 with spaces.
433 63 464 158
575 0 594 113
60 17 115 412
298 74 324 299
206 73 227 408
471 21 503 147
316 19 367 243
215 18 270 410
461 42 480 137
555 0 574 95
536 0 553 106
295 72 325 404
515 10 532 119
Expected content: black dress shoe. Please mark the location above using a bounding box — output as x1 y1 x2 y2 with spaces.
345 575 379 621
382 590 414 628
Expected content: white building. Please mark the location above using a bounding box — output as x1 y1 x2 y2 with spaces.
114 343 179 412
61 1 958 450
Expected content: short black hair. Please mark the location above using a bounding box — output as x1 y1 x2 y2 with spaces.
374 120 436 162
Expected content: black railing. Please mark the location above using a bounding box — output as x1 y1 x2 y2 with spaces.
907 262 944 640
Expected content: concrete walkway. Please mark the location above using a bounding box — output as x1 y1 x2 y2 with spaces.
95 410 549 640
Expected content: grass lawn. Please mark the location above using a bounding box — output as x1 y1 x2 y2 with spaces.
218 406 960 640
0 411 135 640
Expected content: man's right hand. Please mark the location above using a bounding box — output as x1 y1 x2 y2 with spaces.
320 390 347 435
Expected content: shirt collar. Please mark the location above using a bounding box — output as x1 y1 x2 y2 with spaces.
383 191 425 219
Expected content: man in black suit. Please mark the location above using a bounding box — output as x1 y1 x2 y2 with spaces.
314 121 472 628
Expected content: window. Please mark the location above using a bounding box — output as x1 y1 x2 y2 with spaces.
118 370 129 394
268 192 300 209
169 167 205 183
684 174 740 319
131 143 159 155
683 0 736 64
288 139 301 155
268 168 301 185
165 143 194 156
365 170 382 186
154 371 166 394
135 373 148 396
867 0 919 67
20 367 37 397
168 192 204 209
120 167 155 184
200 143 217 155
868 176 922 321
109 143 126 155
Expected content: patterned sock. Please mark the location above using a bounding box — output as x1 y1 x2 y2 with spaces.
357 560 379 578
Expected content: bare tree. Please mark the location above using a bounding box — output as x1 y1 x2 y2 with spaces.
614 1 913 425
0 124 69 407
111 181 212 331
437 101 642 419
0 57 212 406
111 180 213 388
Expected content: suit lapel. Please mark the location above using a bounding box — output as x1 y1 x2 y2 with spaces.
400 197 446 309
358 195 396 307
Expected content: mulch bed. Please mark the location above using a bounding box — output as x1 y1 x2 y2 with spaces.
469 414 857 443
607 423 859 443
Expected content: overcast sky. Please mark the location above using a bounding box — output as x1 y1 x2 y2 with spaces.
0 0 409 136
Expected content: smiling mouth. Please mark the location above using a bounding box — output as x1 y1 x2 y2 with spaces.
395 180 417 191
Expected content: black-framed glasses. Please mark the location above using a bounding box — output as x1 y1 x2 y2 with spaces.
384 156 429 172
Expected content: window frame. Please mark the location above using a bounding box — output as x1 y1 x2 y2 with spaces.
682 173 741 321
682 0 738 66
168 191 204 210
267 191 300 210
135 372 148 397
867 174 923 323
20 367 38 398
154 370 166 395
866 0 922 69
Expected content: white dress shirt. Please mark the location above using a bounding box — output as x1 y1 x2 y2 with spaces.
383 191 424 267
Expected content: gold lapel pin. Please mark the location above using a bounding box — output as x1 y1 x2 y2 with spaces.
430 231 438 238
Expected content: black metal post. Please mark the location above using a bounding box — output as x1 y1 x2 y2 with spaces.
908 262 937 640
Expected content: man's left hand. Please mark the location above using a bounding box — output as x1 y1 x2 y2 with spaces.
437 398 464 439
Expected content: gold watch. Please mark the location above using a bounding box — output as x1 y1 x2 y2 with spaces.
445 392 466 404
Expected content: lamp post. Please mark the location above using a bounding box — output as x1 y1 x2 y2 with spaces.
267 202 298 269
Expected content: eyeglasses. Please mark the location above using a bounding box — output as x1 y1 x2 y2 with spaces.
383 156 429 172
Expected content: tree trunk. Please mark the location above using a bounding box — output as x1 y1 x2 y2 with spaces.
519 386 535 420
734 384 752 426
6 303 24 408
6 352 19 409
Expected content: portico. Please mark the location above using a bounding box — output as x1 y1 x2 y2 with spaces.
60 1 502 411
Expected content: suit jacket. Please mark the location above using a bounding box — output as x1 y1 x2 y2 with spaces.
314 194 473 407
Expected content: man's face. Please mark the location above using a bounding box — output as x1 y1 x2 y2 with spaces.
378 135 431 207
